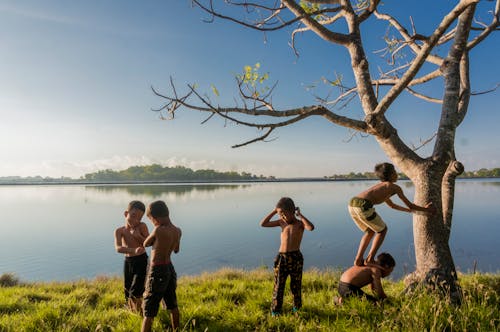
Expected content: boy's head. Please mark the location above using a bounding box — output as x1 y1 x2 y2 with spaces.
125 200 145 225
376 252 396 277
276 197 295 213
127 200 146 213
276 197 296 223
147 200 170 222
374 163 397 182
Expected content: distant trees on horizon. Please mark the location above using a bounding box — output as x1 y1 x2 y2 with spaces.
82 164 268 182
327 168 500 180
0 165 499 183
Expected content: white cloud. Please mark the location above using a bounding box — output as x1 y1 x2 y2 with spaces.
0 156 224 178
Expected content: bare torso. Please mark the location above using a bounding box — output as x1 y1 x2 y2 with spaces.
279 219 305 252
357 181 399 205
116 223 148 257
150 223 181 265
340 265 374 287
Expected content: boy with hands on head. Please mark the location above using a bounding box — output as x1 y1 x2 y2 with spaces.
260 197 315 316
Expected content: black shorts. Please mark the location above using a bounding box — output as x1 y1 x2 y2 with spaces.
338 281 376 302
143 264 178 317
124 253 148 299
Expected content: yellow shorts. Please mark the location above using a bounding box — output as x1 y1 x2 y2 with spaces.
348 201 386 233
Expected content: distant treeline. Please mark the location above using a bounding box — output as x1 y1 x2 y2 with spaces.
460 168 500 178
1 166 499 184
327 167 500 179
82 165 268 182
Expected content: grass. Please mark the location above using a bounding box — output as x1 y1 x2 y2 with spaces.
0 268 499 331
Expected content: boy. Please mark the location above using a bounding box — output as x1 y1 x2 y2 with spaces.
337 252 395 303
114 200 149 313
348 162 434 266
141 200 182 332
260 197 315 316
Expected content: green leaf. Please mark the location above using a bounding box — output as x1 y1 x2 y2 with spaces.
210 84 219 97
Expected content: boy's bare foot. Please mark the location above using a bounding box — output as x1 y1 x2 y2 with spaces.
364 258 376 266
333 296 343 305
354 257 365 266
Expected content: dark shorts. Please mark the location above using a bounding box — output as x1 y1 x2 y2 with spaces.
124 253 148 299
338 281 376 302
143 264 178 317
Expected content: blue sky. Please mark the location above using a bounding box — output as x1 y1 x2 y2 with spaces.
0 1 498 178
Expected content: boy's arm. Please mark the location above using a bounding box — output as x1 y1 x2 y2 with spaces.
296 208 315 231
387 185 435 214
173 228 182 254
143 227 157 247
385 198 411 213
259 209 281 227
370 268 387 299
114 228 140 254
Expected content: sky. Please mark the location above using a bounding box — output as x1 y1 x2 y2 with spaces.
0 1 498 178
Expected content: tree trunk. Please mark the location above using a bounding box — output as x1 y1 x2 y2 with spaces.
404 163 463 303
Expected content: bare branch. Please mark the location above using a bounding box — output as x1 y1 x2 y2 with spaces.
374 10 444 66
282 0 351 45
232 128 275 148
192 0 347 32
303 0 341 4
410 132 438 151
373 68 442 87
358 0 382 23
467 0 499 49
373 0 478 117
471 82 500 95
406 87 442 104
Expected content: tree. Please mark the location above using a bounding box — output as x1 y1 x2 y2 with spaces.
154 0 499 299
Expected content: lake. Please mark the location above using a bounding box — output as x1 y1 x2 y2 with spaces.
0 180 499 282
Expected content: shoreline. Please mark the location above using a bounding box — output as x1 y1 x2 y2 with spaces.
1 177 498 186
0 178 372 186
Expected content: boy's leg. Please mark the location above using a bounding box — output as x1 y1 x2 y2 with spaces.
129 297 143 315
124 259 131 302
272 254 287 314
169 308 180 330
365 227 387 264
289 252 304 310
141 317 153 332
355 230 374 266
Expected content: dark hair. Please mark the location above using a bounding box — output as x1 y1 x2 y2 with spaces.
276 197 295 213
147 200 170 218
127 200 145 212
377 252 396 268
374 163 396 181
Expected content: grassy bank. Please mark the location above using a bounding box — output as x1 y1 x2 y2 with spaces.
0 268 499 331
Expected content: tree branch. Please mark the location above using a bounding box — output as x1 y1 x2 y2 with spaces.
467 0 499 49
372 0 478 118
406 87 442 104
282 0 352 45
357 0 382 23
374 10 444 66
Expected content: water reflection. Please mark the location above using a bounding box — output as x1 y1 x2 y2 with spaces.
87 183 249 197
0 179 498 281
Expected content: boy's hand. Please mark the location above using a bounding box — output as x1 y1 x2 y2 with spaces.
135 246 146 255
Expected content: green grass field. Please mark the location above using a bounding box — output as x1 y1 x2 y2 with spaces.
0 268 499 331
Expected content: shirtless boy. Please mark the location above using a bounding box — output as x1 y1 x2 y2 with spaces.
141 200 182 332
260 197 315 316
114 200 149 313
338 252 395 303
348 162 434 266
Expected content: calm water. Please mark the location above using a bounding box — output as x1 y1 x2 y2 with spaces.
0 180 499 281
